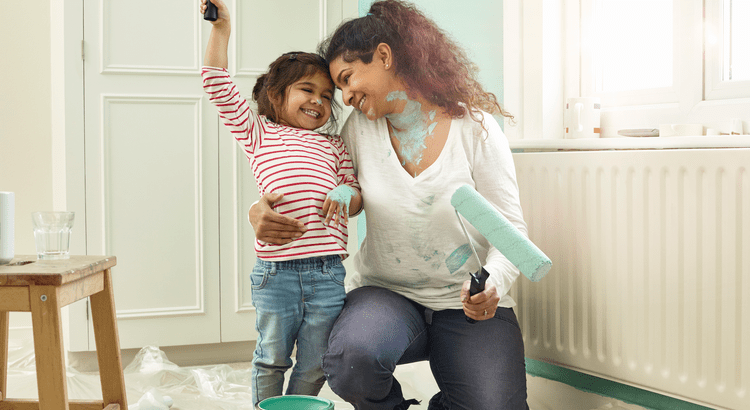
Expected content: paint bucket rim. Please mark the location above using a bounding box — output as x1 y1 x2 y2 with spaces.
257 395 335 410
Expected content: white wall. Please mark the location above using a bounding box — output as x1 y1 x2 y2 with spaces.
1 0 53 249
0 1 53 339
0 1 52 338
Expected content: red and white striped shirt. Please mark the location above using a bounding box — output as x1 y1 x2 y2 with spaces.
202 66 360 261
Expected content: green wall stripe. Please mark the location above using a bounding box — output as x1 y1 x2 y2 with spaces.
525 358 714 410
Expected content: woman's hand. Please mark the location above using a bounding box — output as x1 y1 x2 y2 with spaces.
199 0 230 27
460 280 500 321
248 193 307 245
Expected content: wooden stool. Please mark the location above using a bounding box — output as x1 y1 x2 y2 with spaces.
0 255 126 410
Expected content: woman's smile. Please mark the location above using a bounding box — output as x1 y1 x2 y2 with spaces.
329 54 399 120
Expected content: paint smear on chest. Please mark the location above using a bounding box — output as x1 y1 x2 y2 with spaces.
385 91 438 167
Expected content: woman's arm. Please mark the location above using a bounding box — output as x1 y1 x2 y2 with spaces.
461 114 526 321
248 193 307 244
472 117 527 297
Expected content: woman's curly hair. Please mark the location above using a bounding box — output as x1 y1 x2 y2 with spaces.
318 0 512 125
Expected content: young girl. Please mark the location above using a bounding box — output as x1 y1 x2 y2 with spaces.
199 0 362 405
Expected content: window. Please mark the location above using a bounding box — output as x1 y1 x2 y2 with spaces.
590 0 673 94
578 0 750 135
501 0 750 140
722 0 750 81
706 0 750 100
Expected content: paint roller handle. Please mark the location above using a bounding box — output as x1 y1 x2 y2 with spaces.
466 267 490 324
204 0 218 21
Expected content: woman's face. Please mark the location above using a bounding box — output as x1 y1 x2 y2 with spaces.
329 52 401 121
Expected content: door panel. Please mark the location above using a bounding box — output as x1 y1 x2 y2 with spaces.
101 0 199 72
236 0 324 73
102 96 208 317
82 0 220 350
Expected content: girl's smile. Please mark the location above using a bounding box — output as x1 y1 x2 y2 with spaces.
277 71 334 130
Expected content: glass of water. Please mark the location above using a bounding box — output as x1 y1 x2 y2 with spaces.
32 212 75 260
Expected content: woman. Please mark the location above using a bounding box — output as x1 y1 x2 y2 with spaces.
250 1 529 409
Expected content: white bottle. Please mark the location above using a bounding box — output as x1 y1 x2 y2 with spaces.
0 192 15 265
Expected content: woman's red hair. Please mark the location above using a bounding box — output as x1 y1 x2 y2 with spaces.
319 0 513 124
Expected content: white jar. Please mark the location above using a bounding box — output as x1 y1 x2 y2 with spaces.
0 192 14 264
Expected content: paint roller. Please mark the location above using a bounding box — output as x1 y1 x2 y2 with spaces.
451 184 552 322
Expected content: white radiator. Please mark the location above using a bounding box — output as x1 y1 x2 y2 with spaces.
512 148 749 410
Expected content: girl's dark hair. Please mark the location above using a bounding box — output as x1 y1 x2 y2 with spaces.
252 52 339 134
318 0 513 125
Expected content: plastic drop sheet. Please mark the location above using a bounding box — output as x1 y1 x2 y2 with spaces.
3 338 440 409
4 337 646 409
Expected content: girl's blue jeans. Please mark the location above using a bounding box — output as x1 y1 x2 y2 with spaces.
249 255 346 406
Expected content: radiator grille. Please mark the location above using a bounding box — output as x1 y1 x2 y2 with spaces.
512 149 749 410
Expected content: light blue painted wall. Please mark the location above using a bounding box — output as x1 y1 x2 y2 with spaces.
358 0 504 112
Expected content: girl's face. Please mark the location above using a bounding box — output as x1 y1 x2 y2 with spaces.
277 71 334 131
329 53 401 121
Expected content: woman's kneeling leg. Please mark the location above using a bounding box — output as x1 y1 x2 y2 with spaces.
322 286 428 410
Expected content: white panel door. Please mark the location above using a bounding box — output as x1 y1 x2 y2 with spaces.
81 0 221 349
218 0 359 342
74 0 359 350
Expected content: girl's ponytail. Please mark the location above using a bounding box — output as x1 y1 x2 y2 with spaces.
252 74 268 102
252 73 279 124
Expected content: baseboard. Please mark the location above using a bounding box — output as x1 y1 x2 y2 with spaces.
67 340 257 372
9 327 32 342
525 358 717 410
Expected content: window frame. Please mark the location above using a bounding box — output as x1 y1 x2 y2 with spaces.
705 0 750 100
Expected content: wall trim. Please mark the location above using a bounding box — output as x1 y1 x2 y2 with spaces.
525 358 714 410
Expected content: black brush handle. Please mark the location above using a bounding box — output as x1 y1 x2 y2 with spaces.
204 0 218 21
466 267 490 324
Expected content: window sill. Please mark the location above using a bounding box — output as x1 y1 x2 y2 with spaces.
509 136 750 152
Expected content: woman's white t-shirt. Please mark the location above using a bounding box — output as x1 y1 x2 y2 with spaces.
341 109 528 311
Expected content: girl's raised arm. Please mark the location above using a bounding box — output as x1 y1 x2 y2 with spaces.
200 0 231 69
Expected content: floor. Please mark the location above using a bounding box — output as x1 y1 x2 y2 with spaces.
4 338 649 410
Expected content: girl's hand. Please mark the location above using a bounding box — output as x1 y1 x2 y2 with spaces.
460 281 500 321
322 197 348 227
324 185 357 227
199 0 230 27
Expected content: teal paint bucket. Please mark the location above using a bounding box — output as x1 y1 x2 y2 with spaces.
257 395 335 410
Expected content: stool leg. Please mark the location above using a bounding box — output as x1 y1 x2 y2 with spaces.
1 311 8 401
29 285 69 410
90 268 127 409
